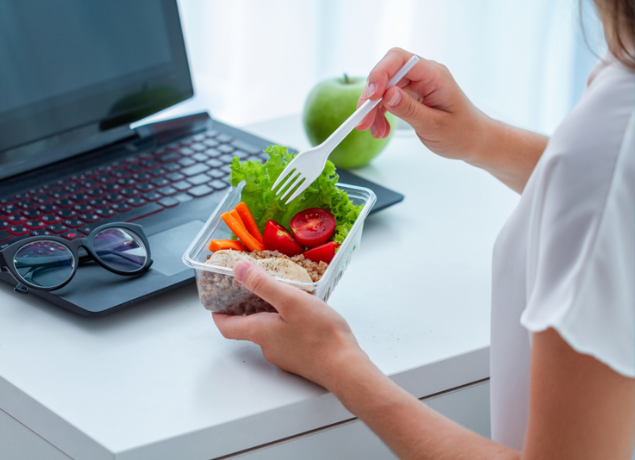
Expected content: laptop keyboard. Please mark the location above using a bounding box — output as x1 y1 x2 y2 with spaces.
0 130 267 249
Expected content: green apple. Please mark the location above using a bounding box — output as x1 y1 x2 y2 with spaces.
303 75 396 169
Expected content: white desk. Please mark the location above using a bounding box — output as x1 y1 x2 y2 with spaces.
0 114 518 459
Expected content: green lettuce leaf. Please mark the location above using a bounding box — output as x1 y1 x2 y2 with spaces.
229 145 362 244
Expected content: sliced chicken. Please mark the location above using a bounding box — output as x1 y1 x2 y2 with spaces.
206 250 312 283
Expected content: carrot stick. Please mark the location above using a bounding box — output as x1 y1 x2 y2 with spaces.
221 212 264 252
229 209 244 227
235 202 264 244
208 239 246 252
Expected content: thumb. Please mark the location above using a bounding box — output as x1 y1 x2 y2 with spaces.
233 261 310 317
382 87 439 133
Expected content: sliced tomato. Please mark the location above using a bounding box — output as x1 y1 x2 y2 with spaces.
302 241 339 264
263 220 303 256
289 208 336 248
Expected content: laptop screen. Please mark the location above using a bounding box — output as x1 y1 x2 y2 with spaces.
0 0 193 178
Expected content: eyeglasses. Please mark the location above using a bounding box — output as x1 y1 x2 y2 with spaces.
0 223 152 294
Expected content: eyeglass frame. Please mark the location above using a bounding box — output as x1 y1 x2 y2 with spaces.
0 222 153 293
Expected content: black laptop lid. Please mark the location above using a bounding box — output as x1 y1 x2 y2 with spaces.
0 0 193 180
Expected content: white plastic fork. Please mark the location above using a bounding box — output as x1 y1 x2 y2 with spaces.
272 55 420 204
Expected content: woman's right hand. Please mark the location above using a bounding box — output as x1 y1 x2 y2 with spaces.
356 47 490 162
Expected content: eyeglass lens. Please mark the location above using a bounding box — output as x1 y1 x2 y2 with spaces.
13 241 75 288
93 228 148 272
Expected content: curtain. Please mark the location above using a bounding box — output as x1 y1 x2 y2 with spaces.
140 0 605 136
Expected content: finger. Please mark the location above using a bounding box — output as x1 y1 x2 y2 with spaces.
213 312 264 342
233 261 312 318
374 110 389 138
367 47 415 100
382 86 439 133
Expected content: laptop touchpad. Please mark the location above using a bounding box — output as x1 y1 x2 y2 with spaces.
148 220 205 277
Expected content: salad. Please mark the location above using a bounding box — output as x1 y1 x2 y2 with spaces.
208 145 363 265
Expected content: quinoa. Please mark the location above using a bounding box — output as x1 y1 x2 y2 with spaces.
197 251 329 316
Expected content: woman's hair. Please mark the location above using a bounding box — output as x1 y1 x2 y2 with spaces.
593 0 635 70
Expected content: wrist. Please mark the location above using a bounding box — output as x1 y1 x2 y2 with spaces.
462 109 500 167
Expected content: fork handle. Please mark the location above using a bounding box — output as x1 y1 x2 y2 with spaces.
321 55 420 151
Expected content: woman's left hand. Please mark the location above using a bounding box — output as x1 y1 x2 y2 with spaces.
213 261 369 390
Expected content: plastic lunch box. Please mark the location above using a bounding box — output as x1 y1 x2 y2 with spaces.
182 181 376 315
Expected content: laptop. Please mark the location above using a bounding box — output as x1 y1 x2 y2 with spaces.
0 0 404 316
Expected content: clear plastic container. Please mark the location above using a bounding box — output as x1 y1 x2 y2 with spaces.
182 181 376 315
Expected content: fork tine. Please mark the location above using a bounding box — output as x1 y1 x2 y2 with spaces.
272 161 298 191
284 178 308 204
274 170 301 198
280 174 306 203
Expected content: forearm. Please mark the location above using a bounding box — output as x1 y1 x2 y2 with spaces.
329 353 518 460
467 116 549 194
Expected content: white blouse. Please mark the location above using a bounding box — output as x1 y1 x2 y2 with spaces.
490 57 634 450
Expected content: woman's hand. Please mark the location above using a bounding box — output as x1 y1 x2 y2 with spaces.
213 261 371 391
356 47 489 161
357 47 548 193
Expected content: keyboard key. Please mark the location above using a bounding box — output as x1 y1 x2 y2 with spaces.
157 186 177 196
70 193 90 203
0 230 12 242
181 164 210 177
89 198 108 208
30 229 52 237
218 144 235 154
6 214 26 224
25 220 46 230
132 172 152 182
179 147 195 156
206 158 223 168
192 134 206 142
206 130 219 138
192 153 208 162
64 184 83 194
0 220 9 230
81 179 100 189
147 167 166 176
86 188 104 198
142 192 162 201
172 181 192 191
110 169 129 178
57 209 76 219
80 214 100 223
126 164 143 173
48 189 67 199
166 172 185 181
121 188 139 198
163 162 181 172
219 154 235 163
203 139 219 148
73 204 93 214
233 149 250 160
187 185 214 197
1 205 20 215
40 214 61 224
118 178 136 187
210 180 229 190
221 165 232 174
187 174 210 186
0 197 14 205
102 183 121 192
55 199 74 208
160 152 180 162
95 174 113 183
22 209 42 219
111 202 131 213
135 183 154 192
126 197 147 207
62 230 82 240
39 204 59 214
104 193 125 203
95 208 116 218
141 159 160 168
231 140 262 155
151 177 170 187
32 194 52 204
204 148 222 158
117 202 163 222
158 197 179 208
191 143 207 152
47 223 68 234
216 134 233 143
207 169 227 179
178 157 196 167
63 218 84 228
246 155 265 163
175 193 193 203
8 225 30 235
79 225 96 235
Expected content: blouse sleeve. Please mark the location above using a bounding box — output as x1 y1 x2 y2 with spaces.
520 104 634 378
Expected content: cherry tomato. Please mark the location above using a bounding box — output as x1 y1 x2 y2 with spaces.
263 220 303 256
289 208 336 248
302 241 339 264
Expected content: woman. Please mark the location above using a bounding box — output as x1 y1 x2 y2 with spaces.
214 1 635 458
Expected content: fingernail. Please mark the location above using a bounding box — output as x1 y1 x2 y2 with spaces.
388 90 401 107
234 261 252 282
368 83 376 98
370 123 378 137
